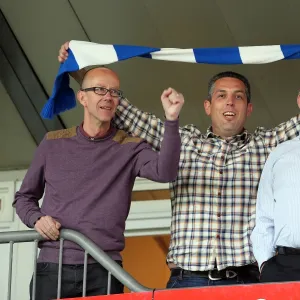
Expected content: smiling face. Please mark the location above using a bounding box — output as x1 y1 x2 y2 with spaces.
77 67 120 124
204 77 253 138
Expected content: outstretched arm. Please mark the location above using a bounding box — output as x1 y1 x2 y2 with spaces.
133 89 184 181
260 94 300 148
134 119 181 182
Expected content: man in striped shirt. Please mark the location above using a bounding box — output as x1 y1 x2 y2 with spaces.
251 94 300 283
59 42 300 288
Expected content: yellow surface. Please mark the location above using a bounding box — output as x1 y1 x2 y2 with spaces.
122 235 170 292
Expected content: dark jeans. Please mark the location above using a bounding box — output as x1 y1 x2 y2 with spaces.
29 262 124 300
167 265 259 288
260 254 300 283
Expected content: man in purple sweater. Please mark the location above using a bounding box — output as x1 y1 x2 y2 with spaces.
13 67 183 299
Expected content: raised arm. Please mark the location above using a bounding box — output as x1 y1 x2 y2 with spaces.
134 119 181 182
259 94 300 148
133 89 183 182
113 98 166 151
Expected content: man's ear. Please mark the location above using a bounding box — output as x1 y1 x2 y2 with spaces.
204 99 211 116
77 90 86 107
247 103 253 117
297 93 300 109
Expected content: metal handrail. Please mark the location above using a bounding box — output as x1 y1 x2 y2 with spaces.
0 229 152 294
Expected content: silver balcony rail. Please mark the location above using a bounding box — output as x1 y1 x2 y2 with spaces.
0 229 152 300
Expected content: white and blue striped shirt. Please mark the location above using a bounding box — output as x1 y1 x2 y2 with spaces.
251 136 300 268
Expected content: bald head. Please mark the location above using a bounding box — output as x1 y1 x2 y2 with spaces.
81 67 120 89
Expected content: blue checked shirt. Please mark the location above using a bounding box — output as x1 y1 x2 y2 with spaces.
113 98 300 271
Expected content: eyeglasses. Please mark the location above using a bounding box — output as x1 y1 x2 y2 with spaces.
80 86 123 98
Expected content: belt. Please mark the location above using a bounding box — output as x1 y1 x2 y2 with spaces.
171 267 238 281
277 246 300 255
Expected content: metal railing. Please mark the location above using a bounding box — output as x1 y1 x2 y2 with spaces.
0 229 152 300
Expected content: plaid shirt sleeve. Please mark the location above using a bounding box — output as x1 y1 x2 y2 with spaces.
256 114 300 148
113 98 186 151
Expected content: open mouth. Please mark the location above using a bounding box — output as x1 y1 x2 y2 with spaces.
223 112 236 116
223 111 236 120
99 106 112 111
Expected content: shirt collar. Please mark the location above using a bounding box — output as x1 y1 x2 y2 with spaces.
79 122 114 140
205 126 249 142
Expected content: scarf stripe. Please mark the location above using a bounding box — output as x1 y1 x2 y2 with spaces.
41 40 300 119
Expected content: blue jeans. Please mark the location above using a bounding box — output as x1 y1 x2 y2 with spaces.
167 269 258 288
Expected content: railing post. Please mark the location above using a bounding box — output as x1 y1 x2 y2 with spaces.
82 251 88 297
57 238 64 299
6 241 14 300
107 271 112 295
31 240 39 300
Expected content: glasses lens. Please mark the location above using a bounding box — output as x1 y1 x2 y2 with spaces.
93 87 122 98
94 87 108 95
110 89 122 97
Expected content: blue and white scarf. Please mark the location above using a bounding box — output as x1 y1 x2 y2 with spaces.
41 40 300 119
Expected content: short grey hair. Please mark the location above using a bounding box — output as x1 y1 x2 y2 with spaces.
207 71 251 103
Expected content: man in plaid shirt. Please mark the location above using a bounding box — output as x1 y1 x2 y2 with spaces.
112 73 300 287
59 43 300 288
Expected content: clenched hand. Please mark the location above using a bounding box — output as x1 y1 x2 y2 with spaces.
35 216 61 240
161 88 185 121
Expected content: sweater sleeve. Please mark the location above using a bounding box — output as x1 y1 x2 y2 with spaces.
133 119 181 182
13 137 47 228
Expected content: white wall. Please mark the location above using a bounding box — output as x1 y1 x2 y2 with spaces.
0 169 27 181
0 170 171 300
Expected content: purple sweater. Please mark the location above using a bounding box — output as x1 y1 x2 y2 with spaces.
13 120 180 264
